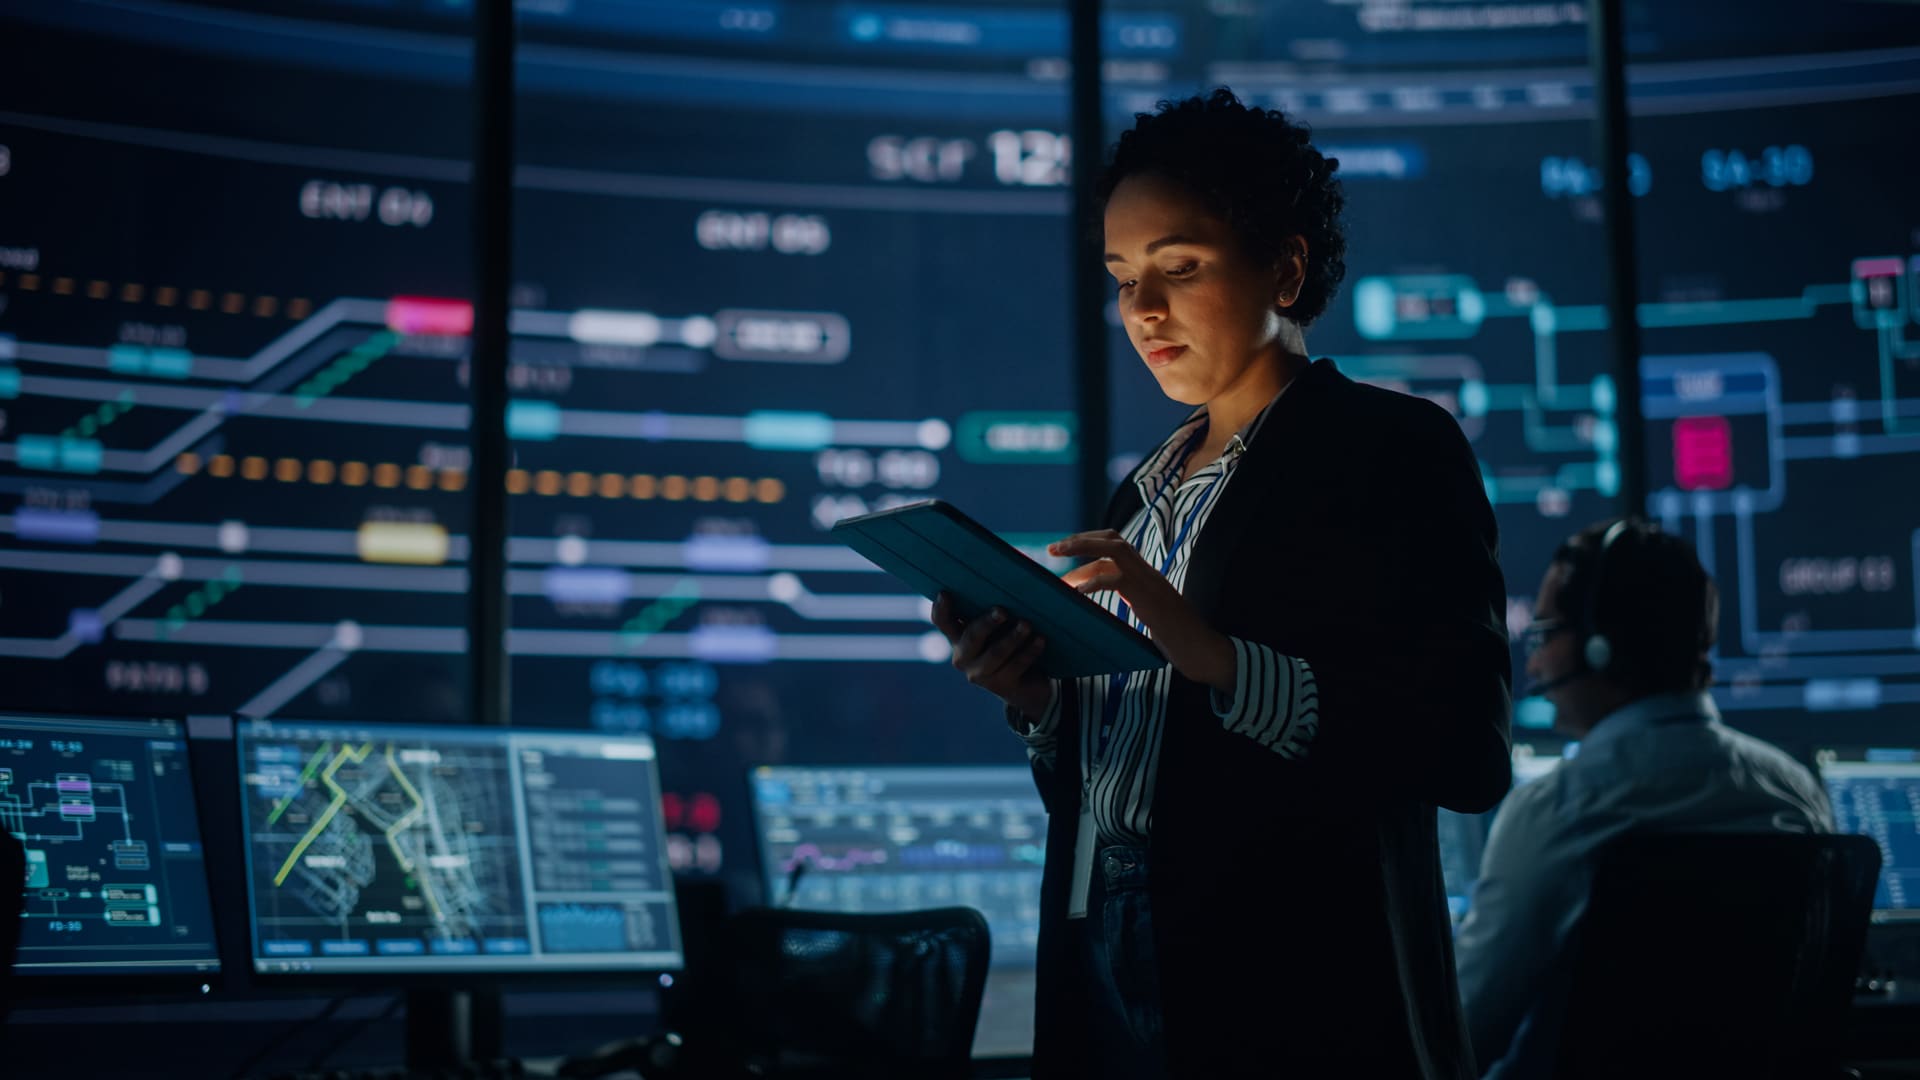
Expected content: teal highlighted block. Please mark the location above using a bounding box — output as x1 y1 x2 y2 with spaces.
507 399 562 441
147 348 193 379
1354 278 1396 340
1595 460 1620 497
1459 380 1489 418
17 434 59 470
107 345 147 374
1459 288 1486 326
1516 697 1556 730
1349 274 1484 341
956 411 1077 464
744 410 833 450
12 435 106 474
60 438 104 474
1590 373 1616 415
1590 418 1617 454
24 849 48 889
0 367 18 399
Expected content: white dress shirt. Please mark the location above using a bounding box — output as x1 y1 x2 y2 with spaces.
1455 691 1833 1077
1014 389 1319 847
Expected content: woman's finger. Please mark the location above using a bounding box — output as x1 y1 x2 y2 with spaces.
954 606 1010 663
1061 558 1121 591
996 633 1049 681
1051 538 1140 566
1073 573 1122 595
969 620 1033 684
929 592 965 640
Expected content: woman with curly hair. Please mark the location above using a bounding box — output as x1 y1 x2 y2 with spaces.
931 88 1513 1077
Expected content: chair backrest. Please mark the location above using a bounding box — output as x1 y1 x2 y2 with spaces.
1551 832 1881 1079
724 905 991 1080
1 827 24 1008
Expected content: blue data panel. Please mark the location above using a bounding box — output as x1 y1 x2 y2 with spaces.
1817 747 1920 918
1 714 221 978
500 0 1076 871
1630 76 1920 739
0 4 1074 903
237 720 681 974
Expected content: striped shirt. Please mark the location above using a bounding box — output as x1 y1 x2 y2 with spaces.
1017 392 1320 845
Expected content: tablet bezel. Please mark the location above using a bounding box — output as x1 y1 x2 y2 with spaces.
831 499 1164 678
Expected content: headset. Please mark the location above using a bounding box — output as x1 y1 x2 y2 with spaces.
1572 517 1636 677
1528 517 1635 697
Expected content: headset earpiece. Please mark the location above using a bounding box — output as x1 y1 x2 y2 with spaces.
1584 634 1613 672
1576 518 1634 678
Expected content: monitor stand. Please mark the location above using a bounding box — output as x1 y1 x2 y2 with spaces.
405 987 504 1068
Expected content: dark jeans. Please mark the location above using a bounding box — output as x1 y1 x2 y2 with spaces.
1074 843 1165 1078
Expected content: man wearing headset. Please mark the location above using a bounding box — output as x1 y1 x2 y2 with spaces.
1455 517 1831 1078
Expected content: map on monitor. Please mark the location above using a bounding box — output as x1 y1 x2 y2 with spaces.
236 719 683 974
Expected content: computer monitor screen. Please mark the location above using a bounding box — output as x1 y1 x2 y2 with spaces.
236 719 682 974
1816 746 1920 920
1441 743 1569 926
748 764 1043 1056
2 713 221 979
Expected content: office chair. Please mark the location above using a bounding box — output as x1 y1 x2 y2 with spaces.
724 905 992 1080
1549 832 1881 1080
1 828 24 1017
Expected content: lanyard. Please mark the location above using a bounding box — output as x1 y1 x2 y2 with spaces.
1090 422 1226 772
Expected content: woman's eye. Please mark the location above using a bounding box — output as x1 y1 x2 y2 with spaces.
1167 262 1198 277
1115 279 1136 294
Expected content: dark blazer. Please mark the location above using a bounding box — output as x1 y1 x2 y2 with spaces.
1029 359 1513 1078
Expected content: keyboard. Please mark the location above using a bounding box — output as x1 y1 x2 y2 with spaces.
266 1058 537 1080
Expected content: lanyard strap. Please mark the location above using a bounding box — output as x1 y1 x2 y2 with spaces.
1091 424 1225 769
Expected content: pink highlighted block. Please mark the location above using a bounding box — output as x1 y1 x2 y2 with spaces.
1853 257 1904 278
385 296 474 336
1674 415 1733 490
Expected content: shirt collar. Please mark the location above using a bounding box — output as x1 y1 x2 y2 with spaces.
1131 378 1295 502
1579 691 1719 754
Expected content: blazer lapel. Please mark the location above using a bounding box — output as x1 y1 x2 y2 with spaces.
1177 359 1341 631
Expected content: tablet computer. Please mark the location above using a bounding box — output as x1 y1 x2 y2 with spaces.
831 499 1164 679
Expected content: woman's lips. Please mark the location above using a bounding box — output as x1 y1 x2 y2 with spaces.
1147 344 1187 366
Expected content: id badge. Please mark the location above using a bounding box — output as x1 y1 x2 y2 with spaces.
1068 800 1096 919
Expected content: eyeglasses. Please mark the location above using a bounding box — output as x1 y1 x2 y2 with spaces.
1520 618 1572 655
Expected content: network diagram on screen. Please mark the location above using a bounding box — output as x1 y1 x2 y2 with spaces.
750 765 1045 967
1 714 220 976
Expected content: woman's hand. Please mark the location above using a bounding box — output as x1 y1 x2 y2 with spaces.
1051 530 1237 693
930 592 1054 722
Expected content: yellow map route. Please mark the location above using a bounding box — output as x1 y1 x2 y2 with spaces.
381 744 446 923
272 741 373 887
266 741 332 827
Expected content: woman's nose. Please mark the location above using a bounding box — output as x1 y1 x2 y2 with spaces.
1127 280 1168 324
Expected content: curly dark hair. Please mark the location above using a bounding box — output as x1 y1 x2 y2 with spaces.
1097 87 1348 328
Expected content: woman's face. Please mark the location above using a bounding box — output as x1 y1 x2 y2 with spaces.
1104 173 1298 407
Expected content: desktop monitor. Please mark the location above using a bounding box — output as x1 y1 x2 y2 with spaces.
748 764 1044 1057
235 719 683 975
2 713 222 982
1815 746 1919 921
1439 742 1570 926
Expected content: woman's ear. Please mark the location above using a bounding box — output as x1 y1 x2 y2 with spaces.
1275 236 1309 309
